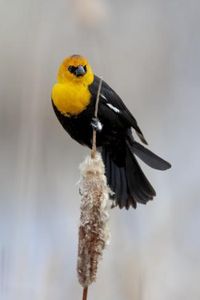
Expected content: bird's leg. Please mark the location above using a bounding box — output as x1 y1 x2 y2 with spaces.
91 117 103 132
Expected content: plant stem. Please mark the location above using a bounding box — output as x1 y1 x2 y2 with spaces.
82 287 88 300
80 77 103 299
91 77 103 159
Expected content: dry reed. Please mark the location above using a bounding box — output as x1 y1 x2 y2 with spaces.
77 78 110 300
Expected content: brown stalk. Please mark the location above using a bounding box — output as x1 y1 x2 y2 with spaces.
91 77 103 159
82 287 88 300
77 77 109 300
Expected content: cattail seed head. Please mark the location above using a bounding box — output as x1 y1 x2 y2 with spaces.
77 152 110 287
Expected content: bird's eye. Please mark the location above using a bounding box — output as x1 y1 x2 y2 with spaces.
83 65 87 72
68 65 76 74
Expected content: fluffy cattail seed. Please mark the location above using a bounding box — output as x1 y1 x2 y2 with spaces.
77 153 110 287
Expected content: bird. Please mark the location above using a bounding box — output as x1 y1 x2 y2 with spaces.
51 54 171 209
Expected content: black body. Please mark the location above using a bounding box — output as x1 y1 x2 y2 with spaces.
52 75 171 209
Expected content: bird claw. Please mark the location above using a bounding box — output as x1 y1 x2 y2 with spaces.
91 117 103 132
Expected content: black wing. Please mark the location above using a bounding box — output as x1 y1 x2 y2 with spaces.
89 75 148 144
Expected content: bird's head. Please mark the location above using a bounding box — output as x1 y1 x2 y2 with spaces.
57 55 94 85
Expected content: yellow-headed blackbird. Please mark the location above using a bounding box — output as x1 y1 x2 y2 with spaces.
51 54 171 209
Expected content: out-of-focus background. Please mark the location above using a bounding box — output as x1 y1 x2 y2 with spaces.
0 0 200 299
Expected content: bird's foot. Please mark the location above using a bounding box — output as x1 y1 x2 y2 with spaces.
91 117 103 132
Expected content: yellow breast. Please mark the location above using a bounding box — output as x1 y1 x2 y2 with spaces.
52 82 91 116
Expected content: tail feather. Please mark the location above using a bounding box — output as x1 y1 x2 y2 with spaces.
109 159 126 207
111 159 121 198
102 147 130 208
125 147 156 205
101 146 156 209
119 167 129 207
110 158 116 193
127 139 171 171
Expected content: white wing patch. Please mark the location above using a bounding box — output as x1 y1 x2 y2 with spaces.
100 93 120 114
106 103 120 114
100 93 107 101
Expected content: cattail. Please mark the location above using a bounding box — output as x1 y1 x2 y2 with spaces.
77 153 110 288
77 77 110 299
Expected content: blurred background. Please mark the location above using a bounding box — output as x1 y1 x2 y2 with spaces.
0 0 200 299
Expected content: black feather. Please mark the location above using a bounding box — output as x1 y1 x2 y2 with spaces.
119 167 129 208
127 140 171 170
101 145 155 209
125 147 155 204
89 76 148 145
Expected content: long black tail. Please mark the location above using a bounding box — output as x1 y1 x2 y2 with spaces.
101 142 171 209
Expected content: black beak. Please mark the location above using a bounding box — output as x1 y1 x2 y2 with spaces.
75 65 86 77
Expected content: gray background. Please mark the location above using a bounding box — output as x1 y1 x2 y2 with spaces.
0 0 200 299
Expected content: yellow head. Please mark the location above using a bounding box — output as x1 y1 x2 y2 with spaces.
57 54 94 86
52 55 94 116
